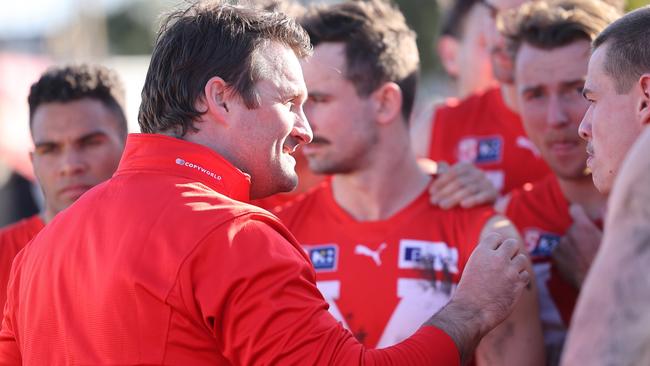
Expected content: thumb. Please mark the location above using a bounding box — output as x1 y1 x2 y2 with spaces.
569 204 596 228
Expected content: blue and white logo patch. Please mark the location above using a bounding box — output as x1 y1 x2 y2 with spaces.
458 136 503 164
476 137 502 163
305 244 338 272
524 228 561 258
398 239 459 273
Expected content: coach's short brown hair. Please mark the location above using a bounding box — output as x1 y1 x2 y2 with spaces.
592 5 650 94
500 0 619 59
252 0 306 18
300 0 419 122
138 2 311 136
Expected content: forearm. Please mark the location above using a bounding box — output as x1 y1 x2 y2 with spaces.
424 299 484 365
359 325 460 366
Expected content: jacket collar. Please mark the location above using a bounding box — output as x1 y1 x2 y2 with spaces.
115 134 251 202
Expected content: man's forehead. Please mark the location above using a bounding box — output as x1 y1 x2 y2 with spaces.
302 43 346 80
31 100 118 142
256 42 306 90
584 45 609 90
516 41 590 84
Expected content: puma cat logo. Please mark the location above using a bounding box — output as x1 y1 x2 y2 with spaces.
354 243 387 266
516 136 541 157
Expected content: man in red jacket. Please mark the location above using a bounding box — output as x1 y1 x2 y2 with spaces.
0 3 530 365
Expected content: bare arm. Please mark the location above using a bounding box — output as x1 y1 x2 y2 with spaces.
562 127 650 366
475 215 545 366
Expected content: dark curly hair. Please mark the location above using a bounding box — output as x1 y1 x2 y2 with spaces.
28 64 127 137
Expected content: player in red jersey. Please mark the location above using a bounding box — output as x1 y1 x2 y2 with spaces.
0 3 531 365
561 7 650 365
413 0 551 199
277 2 543 365
494 1 619 363
437 0 497 99
0 64 127 308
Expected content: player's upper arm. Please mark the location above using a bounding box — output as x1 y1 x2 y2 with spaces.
480 214 521 243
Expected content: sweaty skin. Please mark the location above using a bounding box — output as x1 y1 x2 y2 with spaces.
562 127 650 366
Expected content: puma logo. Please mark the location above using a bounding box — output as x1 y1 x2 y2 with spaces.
516 136 541 157
354 243 387 266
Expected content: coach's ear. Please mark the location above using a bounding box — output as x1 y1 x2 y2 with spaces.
200 76 231 125
638 74 650 126
372 82 403 126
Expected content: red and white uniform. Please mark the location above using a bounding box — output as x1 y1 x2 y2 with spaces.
0 215 44 308
429 87 550 194
505 174 584 352
277 180 495 348
0 134 459 366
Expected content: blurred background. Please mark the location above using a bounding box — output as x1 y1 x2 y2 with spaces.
0 0 648 225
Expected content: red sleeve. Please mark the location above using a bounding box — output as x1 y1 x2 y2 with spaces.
0 248 25 365
180 217 460 365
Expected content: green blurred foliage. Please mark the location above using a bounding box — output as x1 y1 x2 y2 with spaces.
627 0 650 10
394 0 441 76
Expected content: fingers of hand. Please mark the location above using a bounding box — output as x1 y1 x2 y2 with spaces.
496 238 520 258
517 268 531 285
511 252 529 275
439 185 476 209
459 184 498 208
431 165 484 207
430 177 463 205
479 232 504 250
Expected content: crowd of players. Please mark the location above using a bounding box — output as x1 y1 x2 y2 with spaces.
0 0 648 364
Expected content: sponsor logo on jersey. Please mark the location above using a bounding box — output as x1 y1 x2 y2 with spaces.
354 243 387 266
516 136 541 157
175 157 222 181
524 228 561 258
458 136 503 164
304 244 338 271
398 240 459 273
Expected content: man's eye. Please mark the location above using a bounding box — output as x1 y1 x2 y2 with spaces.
35 146 56 155
525 91 544 100
308 95 327 103
285 100 296 110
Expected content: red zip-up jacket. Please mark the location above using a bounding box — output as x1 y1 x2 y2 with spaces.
0 134 459 365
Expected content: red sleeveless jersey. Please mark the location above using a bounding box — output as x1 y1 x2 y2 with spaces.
276 180 495 348
429 87 550 194
505 174 583 356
